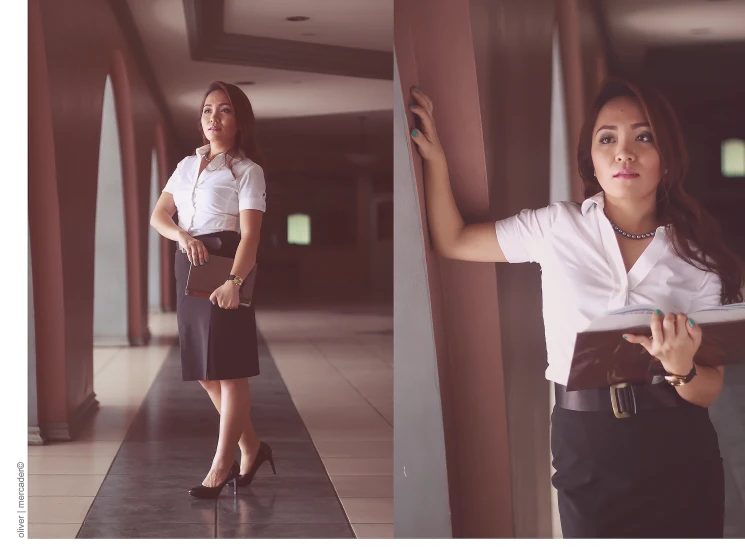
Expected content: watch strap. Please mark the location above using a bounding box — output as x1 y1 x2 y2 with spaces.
664 363 697 386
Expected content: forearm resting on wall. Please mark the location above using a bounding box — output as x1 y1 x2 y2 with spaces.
422 156 466 257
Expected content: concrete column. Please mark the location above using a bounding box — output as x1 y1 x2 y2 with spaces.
393 57 452 538
28 232 44 445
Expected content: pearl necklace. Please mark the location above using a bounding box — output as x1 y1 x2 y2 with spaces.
609 219 656 240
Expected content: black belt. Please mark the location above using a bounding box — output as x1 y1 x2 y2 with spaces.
555 381 692 419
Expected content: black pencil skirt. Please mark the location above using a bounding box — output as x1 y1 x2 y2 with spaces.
551 392 724 538
174 230 260 382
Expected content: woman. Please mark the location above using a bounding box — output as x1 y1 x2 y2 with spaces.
409 78 744 537
150 81 276 499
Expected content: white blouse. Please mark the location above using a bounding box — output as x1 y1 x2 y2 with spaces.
494 191 723 385
162 144 266 236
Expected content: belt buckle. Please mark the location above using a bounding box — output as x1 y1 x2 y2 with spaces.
609 382 636 419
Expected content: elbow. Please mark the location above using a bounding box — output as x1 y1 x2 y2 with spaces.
432 239 457 260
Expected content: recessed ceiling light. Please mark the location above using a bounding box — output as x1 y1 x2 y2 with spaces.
235 81 256 86
286 16 310 22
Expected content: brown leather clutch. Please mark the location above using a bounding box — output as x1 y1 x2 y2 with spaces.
185 255 257 307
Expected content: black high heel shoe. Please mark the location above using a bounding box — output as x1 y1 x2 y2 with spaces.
188 460 240 499
236 442 276 487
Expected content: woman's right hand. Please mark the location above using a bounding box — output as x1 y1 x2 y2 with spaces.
409 87 445 162
177 231 210 266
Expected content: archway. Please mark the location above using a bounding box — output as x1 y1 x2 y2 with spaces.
93 73 128 346
148 148 161 312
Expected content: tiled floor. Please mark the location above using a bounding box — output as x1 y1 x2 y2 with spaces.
255 303 394 538
28 303 393 539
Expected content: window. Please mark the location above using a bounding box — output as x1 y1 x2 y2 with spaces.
287 213 311 245
721 138 745 177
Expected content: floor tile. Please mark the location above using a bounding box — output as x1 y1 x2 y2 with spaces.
29 475 106 497
352 523 394 539
329 475 393 498
28 496 95 524
218 523 354 538
28 456 114 476
216 496 349 524
339 498 394 524
321 458 393 476
313 440 393 458
77 522 215 539
27 441 122 457
28 523 82 539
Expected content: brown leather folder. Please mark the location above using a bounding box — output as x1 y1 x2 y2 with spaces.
185 255 257 307
566 312 745 391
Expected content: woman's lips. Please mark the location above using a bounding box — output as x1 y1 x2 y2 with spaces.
614 169 639 179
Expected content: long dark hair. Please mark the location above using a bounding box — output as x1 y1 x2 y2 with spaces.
198 81 265 175
577 78 744 304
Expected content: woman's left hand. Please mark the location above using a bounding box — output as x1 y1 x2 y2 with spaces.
209 281 240 310
622 311 701 375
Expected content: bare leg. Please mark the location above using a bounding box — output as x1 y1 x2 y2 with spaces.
198 379 261 483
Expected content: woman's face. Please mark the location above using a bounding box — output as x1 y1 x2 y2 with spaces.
201 89 238 147
591 96 661 201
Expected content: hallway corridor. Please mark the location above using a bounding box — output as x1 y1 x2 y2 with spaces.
28 305 393 539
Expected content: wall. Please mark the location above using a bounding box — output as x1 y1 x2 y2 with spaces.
470 0 556 537
393 58 452 538
254 170 392 303
395 0 514 537
29 0 180 439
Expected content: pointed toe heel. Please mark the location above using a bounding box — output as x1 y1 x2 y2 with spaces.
188 461 240 499
236 441 276 487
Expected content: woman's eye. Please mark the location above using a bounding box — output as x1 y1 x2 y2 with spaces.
599 135 613 144
203 109 210 114
222 108 232 114
637 133 654 143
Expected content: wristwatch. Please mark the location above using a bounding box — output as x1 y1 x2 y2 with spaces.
228 274 244 287
663 363 697 386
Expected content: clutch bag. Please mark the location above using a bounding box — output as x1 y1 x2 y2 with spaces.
185 255 257 307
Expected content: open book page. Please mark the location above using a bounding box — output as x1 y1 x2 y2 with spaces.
582 302 745 333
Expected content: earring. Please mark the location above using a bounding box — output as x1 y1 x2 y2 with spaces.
593 171 596 177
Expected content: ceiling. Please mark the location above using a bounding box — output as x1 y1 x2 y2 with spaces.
223 0 393 51
599 0 745 70
126 0 393 152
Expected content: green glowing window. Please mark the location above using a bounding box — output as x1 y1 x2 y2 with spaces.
721 138 745 177
287 214 311 245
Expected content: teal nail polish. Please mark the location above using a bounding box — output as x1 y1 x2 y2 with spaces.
622 335 628 340
409 104 416 109
413 86 420 92
411 130 419 137
200 261 204 266
206 257 209 262
689 319 695 327
655 309 662 315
